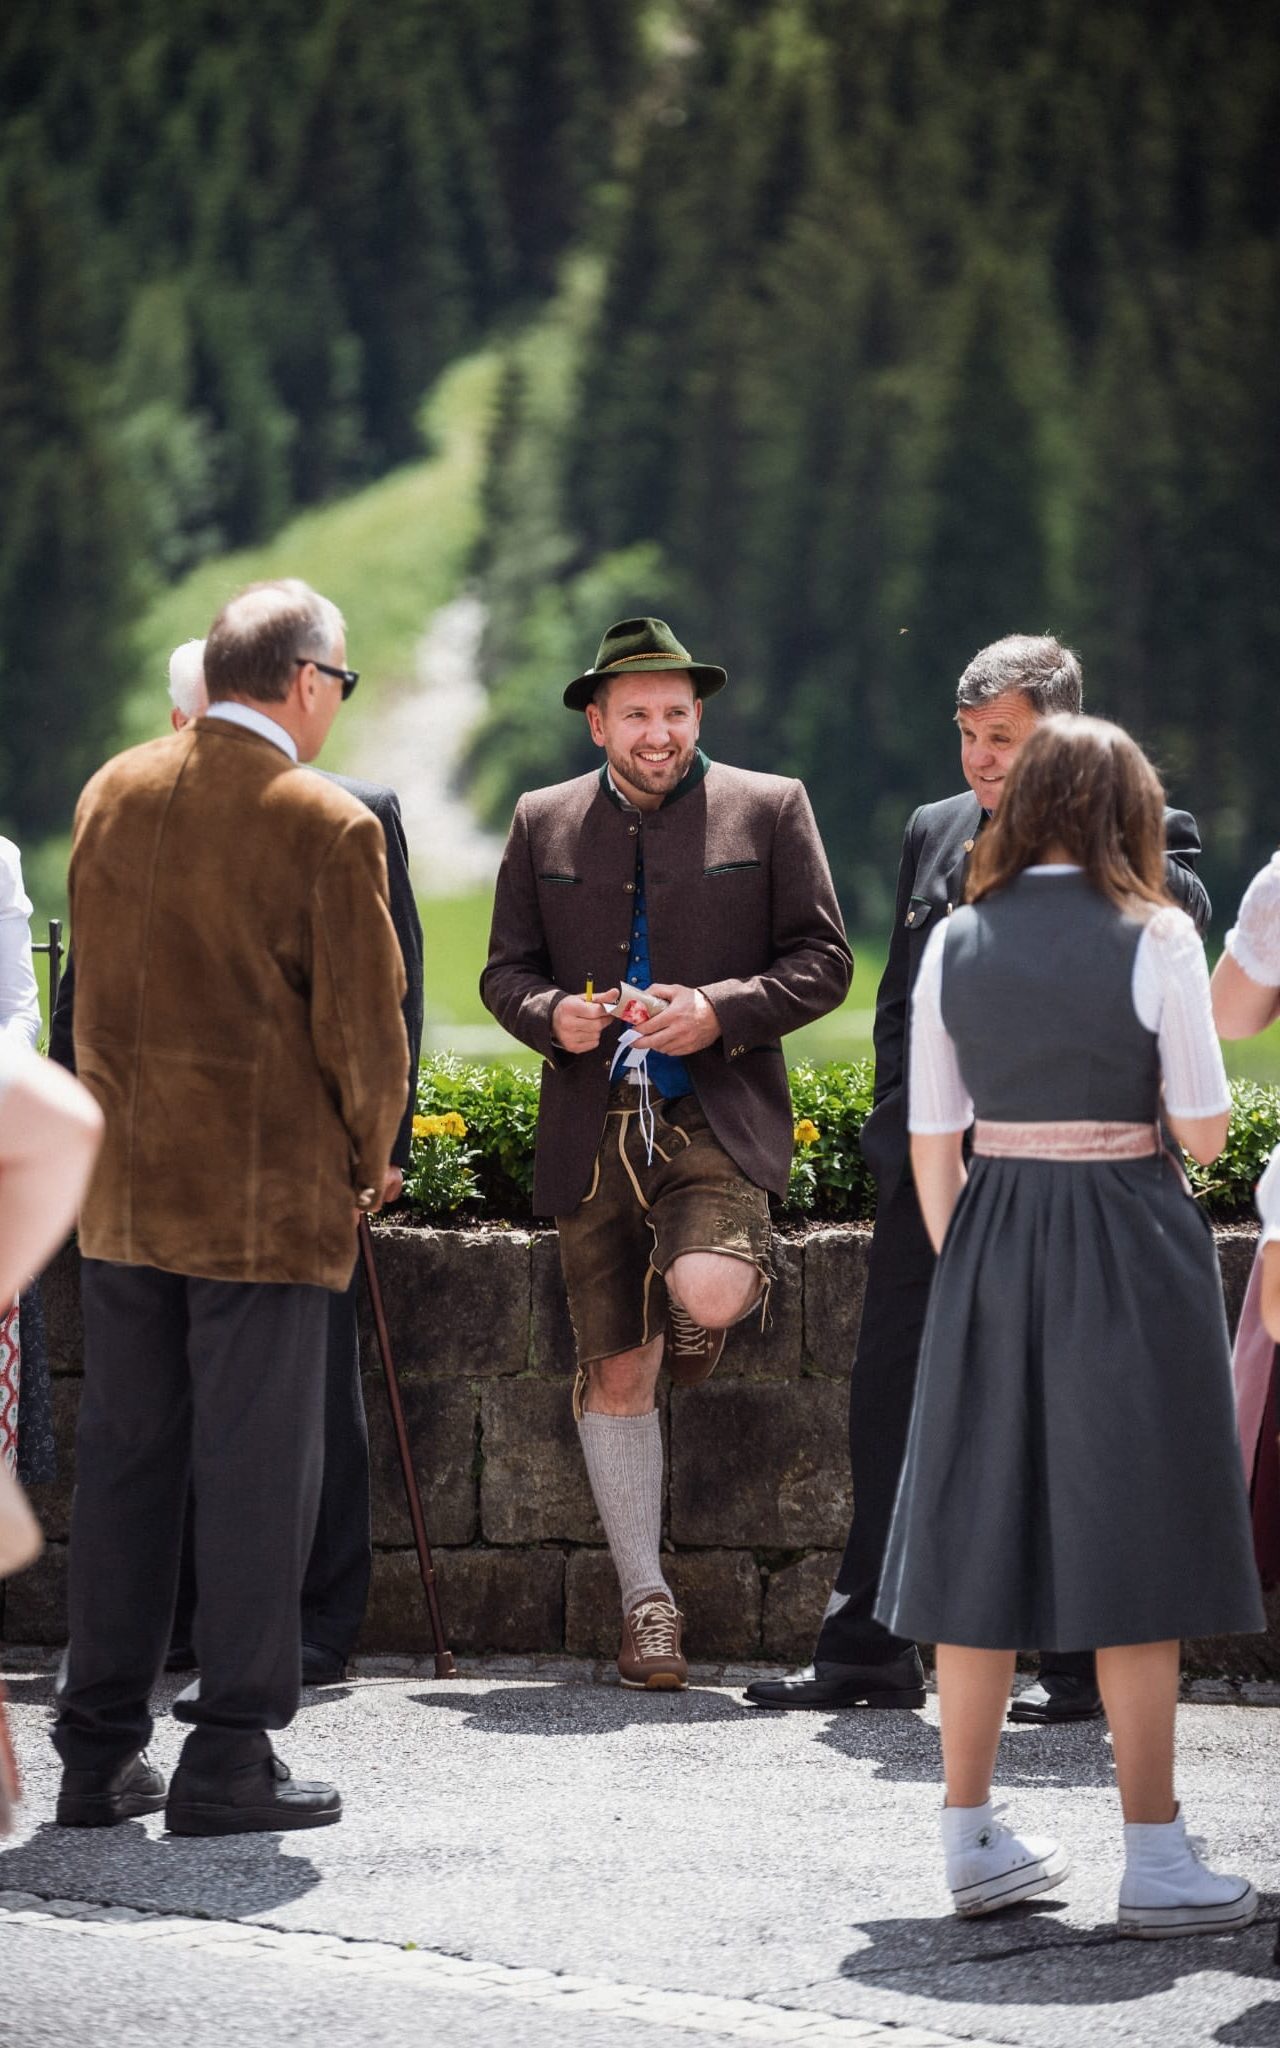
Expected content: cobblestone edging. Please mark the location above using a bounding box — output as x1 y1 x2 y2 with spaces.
4 1226 1277 1675
0 1889 1007 2047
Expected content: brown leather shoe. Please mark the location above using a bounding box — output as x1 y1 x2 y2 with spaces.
618 1597 688 1689
663 1300 726 1387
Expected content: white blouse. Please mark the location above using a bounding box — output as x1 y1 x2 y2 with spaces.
910 869 1231 1133
0 839 40 1053
1225 853 1280 989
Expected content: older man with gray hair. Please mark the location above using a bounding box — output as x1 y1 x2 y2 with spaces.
747 634 1210 1723
53 578 409 1835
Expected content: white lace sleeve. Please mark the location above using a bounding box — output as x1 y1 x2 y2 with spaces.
1225 853 1280 988
0 840 39 1053
1255 1144 1280 1246
1132 908 1231 1118
908 922 974 1134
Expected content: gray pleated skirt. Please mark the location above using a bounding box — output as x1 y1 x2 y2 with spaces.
876 1154 1266 1650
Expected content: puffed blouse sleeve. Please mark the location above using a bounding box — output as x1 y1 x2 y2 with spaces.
0 839 40 1052
908 922 974 1134
1224 853 1280 989
1132 906 1231 1119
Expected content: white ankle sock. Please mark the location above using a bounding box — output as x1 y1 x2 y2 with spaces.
577 1409 671 1616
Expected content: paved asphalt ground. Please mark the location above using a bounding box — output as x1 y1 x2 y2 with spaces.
0 1661 1276 2048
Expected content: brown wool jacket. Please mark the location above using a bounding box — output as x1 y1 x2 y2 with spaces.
70 719 409 1290
482 755 853 1215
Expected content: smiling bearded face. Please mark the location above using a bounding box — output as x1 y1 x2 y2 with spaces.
585 671 703 806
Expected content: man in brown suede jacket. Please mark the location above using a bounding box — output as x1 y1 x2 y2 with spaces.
483 618 851 1689
53 579 408 1837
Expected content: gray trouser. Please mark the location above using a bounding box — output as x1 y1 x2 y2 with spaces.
53 1260 328 1772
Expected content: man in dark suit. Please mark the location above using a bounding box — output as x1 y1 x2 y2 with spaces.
49 636 424 1688
746 635 1211 1722
53 578 408 1833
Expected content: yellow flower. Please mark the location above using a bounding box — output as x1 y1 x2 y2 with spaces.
413 1110 468 1142
794 1118 821 1145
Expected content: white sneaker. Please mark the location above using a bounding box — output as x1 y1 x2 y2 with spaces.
1117 1810 1258 1939
941 1800 1070 1918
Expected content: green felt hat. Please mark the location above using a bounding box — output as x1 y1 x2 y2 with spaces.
563 617 728 711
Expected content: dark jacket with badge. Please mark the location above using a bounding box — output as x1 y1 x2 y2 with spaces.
857 790 1212 1199
482 753 853 1215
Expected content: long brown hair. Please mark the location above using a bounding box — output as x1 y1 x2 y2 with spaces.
967 714 1172 914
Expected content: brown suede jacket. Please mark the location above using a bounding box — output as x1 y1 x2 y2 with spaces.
482 754 853 1215
69 719 408 1290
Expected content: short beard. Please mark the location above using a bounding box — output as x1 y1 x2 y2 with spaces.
607 739 697 799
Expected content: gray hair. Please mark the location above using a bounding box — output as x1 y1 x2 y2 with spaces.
204 579 347 704
956 635 1083 717
167 639 207 720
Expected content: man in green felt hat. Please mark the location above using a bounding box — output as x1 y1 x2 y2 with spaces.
483 618 852 1688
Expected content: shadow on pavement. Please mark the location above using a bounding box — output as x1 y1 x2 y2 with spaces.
1216 1999 1280 2042
817 1708 1116 1789
0 1819 324 1918
409 1683 746 1732
838 1901 1280 2007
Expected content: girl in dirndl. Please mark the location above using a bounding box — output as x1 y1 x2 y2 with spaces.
877 715 1263 1935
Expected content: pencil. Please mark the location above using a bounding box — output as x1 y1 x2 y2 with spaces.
585 972 595 1003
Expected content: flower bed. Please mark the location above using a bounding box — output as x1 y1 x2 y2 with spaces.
405 1055 1280 1224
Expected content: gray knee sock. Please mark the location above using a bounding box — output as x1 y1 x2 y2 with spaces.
577 1409 671 1616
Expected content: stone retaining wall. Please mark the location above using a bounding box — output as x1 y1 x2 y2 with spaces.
5 1225 1277 1673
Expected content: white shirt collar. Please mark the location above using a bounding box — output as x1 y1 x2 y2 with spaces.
204 701 298 762
606 767 638 811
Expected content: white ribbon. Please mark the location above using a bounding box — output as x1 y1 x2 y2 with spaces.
609 1028 657 1163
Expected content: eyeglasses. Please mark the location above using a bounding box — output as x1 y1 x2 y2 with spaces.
296 656 359 701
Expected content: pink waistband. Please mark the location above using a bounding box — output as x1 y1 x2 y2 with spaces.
972 1118 1160 1162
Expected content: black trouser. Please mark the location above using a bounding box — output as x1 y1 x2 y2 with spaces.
170 1272 370 1661
54 1262 328 1772
816 1177 1096 1686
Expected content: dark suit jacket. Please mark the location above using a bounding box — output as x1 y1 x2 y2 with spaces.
857 790 1212 1199
482 755 853 1214
51 769 424 1172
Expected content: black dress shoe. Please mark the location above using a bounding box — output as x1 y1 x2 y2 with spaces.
166 1751 342 1836
301 1642 348 1687
164 1643 198 1674
744 1648 927 1710
1008 1674 1104 1724
57 1750 167 1828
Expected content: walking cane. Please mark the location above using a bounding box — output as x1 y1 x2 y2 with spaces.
358 1215 457 1677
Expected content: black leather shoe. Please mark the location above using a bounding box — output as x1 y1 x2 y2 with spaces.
301 1642 348 1687
1008 1673 1104 1724
166 1751 342 1835
57 1750 167 1828
164 1643 198 1674
744 1648 926 1710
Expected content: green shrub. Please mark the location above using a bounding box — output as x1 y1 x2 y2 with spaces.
1186 1080 1280 1220
399 1054 1280 1228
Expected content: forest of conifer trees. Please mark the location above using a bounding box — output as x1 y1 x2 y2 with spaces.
3 0 1278 919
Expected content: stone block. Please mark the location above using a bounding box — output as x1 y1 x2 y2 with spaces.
717 1237 802 1379
367 1376 477 1548
22 1379 82 1543
529 1232 576 1379
666 1550 762 1658
669 1380 852 1548
41 1239 84 1374
1218 1224 1259 1337
565 1547 762 1659
480 1381 602 1544
564 1549 621 1656
804 1226 869 1377
360 1545 563 1655
355 1225 532 1378
762 1550 842 1662
4 1542 67 1644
